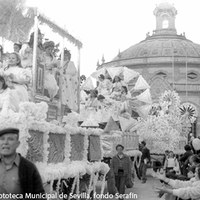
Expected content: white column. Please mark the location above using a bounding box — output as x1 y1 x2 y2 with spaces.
58 37 65 121
77 47 81 113
32 9 39 99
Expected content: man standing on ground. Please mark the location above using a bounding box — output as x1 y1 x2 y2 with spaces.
110 144 132 199
140 141 151 183
0 128 45 199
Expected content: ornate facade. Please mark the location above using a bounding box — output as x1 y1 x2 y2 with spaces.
99 2 200 136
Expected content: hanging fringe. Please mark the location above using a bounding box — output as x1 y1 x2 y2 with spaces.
56 178 61 194
76 174 80 195
87 173 94 198
69 176 78 200
93 172 99 197
49 180 54 194
99 174 106 200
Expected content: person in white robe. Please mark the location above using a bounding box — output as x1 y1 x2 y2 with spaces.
110 76 126 100
0 75 19 114
20 30 44 69
43 41 59 100
2 52 31 102
97 74 112 96
60 49 78 111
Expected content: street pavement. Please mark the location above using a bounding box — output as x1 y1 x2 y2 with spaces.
98 169 166 200
126 176 165 200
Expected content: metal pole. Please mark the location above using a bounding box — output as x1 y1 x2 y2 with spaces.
186 53 188 101
32 9 39 100
77 47 81 113
172 50 175 89
58 37 65 121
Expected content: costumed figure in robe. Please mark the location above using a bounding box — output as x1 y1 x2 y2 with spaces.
43 41 59 100
97 74 112 97
1 52 31 104
79 90 100 122
0 75 19 114
95 94 112 123
20 29 44 69
60 49 78 111
13 42 22 53
119 86 132 118
0 46 9 69
110 76 126 100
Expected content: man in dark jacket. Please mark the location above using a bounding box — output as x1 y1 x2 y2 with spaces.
0 128 45 199
140 141 150 183
180 144 193 176
110 144 132 199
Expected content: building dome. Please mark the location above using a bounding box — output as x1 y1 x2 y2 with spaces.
112 34 200 63
100 2 200 67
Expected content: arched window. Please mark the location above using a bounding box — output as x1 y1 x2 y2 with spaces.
162 20 169 28
187 72 198 80
156 72 167 78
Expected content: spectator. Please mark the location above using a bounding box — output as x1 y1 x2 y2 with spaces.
139 141 151 183
162 150 169 166
110 144 132 199
155 165 200 200
187 155 200 178
163 151 180 174
180 144 193 176
0 128 45 197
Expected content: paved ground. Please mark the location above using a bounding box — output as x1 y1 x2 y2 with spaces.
126 176 165 200
97 169 166 200
45 169 167 200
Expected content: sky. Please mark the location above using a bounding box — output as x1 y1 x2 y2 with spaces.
21 0 200 76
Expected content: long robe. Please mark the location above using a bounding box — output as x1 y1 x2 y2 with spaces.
3 66 31 102
61 61 78 111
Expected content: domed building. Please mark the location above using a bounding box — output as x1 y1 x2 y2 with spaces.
98 2 200 136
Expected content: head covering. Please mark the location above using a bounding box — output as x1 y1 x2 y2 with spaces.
43 41 55 49
98 74 105 80
97 95 105 100
116 144 124 150
141 141 146 146
90 89 98 97
0 128 19 137
14 42 22 50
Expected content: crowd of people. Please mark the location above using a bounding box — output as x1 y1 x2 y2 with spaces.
107 140 200 200
0 29 78 114
153 143 200 200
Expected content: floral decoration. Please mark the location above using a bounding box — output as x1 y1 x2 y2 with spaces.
180 103 198 123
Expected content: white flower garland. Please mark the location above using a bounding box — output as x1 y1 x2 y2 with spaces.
83 132 89 161
42 130 49 164
64 132 71 163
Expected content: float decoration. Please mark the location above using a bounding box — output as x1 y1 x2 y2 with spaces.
180 102 198 123
137 90 187 153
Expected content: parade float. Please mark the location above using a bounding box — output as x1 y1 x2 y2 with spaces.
0 0 109 196
0 1 199 197
136 90 199 154
79 66 152 167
